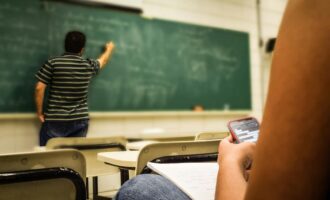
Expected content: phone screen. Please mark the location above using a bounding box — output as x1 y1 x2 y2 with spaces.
229 118 259 143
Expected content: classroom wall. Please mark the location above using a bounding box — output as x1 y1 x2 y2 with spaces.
0 0 287 154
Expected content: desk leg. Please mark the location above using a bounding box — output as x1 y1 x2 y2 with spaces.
120 168 129 185
86 178 89 198
93 176 98 199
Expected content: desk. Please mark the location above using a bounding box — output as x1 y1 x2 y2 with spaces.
126 141 157 151
33 146 46 152
140 131 195 140
98 151 139 184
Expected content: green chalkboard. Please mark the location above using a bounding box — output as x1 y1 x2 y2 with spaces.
0 0 251 112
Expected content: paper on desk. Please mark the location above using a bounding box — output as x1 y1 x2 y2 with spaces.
147 162 218 200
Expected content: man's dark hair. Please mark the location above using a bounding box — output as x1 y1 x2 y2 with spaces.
65 31 86 53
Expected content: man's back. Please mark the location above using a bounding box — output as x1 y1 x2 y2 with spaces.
36 53 99 121
35 31 115 146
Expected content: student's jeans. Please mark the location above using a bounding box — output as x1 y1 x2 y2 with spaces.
39 119 89 146
115 174 191 200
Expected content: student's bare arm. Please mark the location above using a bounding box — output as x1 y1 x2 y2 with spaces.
35 81 47 123
98 41 115 69
245 0 330 199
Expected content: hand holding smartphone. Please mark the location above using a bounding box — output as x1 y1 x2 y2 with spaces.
227 117 260 143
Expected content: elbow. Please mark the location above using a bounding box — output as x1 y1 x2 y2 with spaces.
99 59 106 69
35 82 46 93
99 62 105 69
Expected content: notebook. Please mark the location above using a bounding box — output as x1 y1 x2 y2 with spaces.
147 162 218 200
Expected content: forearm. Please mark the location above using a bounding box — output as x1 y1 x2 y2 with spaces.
35 83 46 116
35 90 44 116
98 43 115 68
215 158 247 200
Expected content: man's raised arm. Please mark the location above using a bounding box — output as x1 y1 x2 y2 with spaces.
98 41 115 69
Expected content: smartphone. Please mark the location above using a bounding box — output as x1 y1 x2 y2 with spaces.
227 117 260 143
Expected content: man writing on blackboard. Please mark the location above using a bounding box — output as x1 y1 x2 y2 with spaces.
34 31 115 146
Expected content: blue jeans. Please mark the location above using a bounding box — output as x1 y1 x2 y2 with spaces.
39 119 89 146
115 174 191 200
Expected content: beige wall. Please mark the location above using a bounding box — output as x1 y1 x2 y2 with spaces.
260 0 287 107
0 0 287 154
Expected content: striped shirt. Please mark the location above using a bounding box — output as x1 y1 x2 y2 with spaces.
35 53 100 121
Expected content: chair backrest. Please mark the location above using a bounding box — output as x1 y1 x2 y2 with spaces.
135 140 220 175
46 137 127 177
0 149 86 200
195 131 229 141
